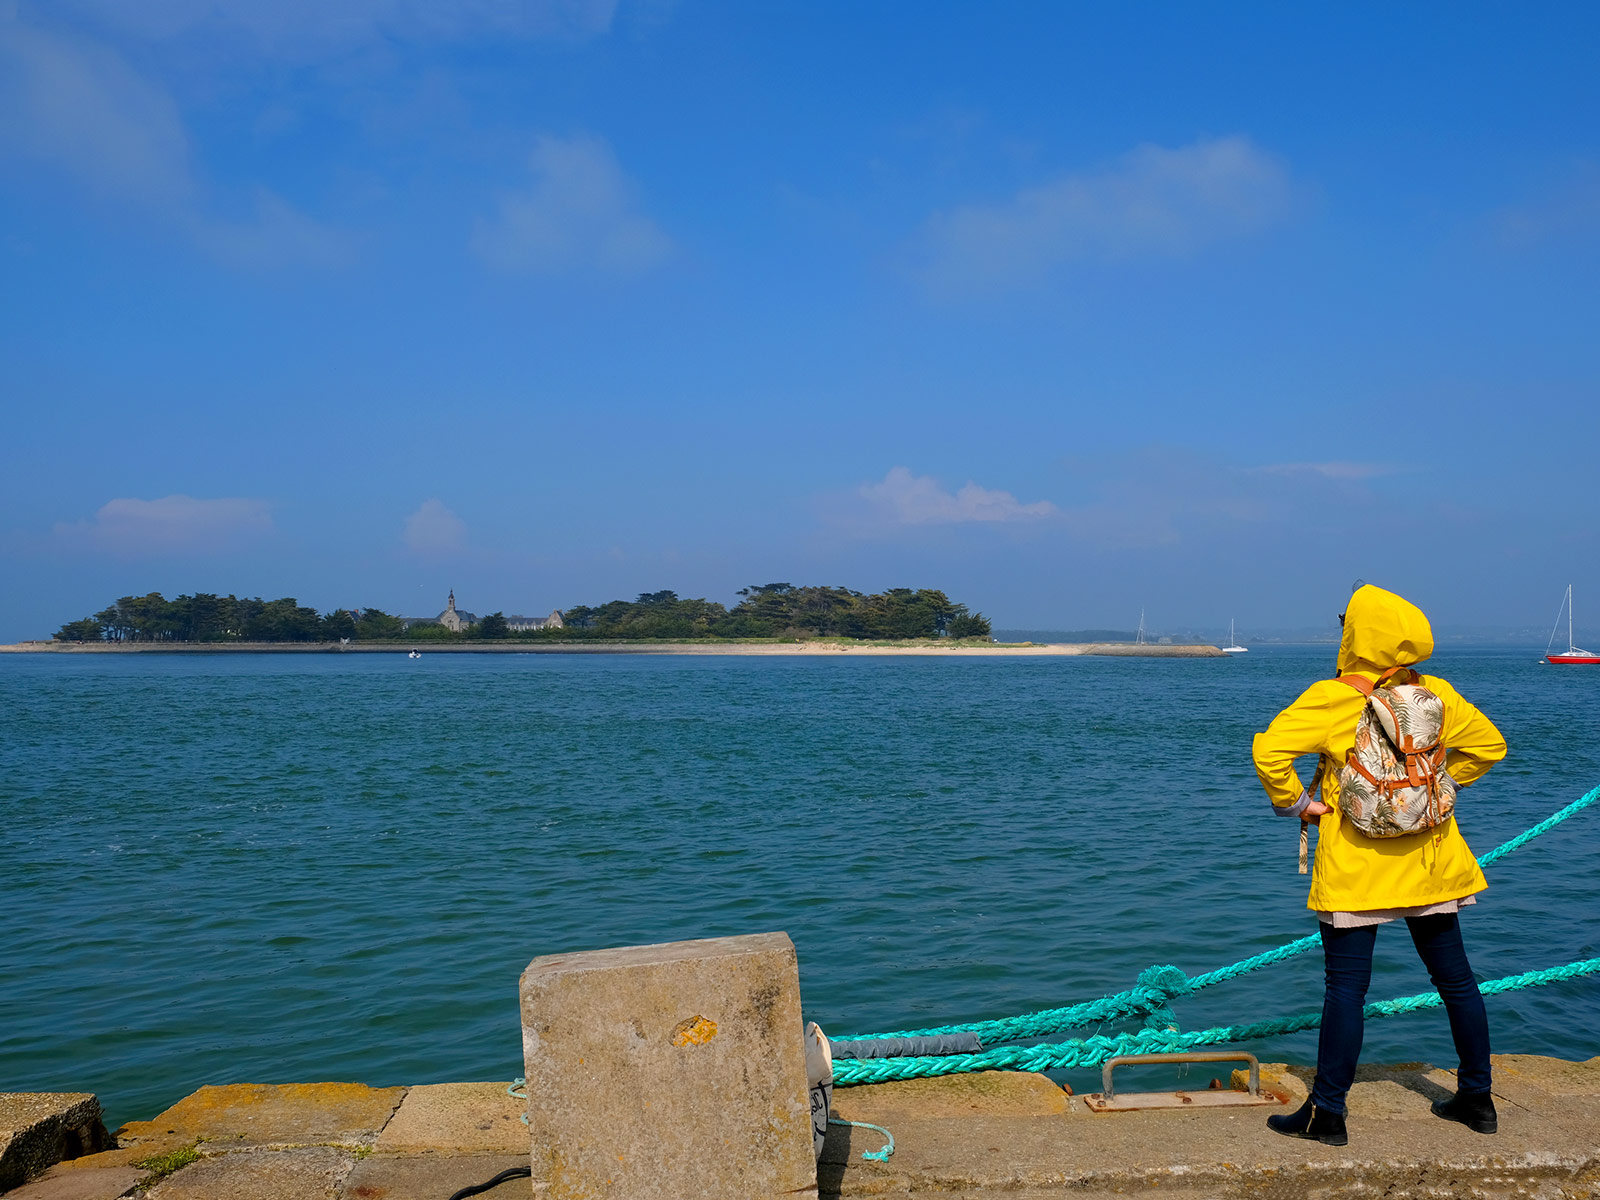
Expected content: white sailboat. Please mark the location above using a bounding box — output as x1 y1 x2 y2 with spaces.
1222 619 1248 654
1135 608 1146 645
1545 585 1600 665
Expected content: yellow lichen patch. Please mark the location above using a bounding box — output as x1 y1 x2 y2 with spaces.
670 1016 718 1046
114 1082 407 1150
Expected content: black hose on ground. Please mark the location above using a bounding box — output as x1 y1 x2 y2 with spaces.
446 1165 532 1198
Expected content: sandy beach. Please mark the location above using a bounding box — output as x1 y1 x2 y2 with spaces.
0 640 1226 657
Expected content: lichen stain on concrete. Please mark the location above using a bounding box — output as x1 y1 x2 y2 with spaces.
670 1015 718 1046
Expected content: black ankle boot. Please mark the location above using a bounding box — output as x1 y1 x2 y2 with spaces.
1431 1089 1497 1134
1267 1098 1348 1146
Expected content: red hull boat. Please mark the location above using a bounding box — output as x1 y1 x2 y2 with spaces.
1545 585 1598 664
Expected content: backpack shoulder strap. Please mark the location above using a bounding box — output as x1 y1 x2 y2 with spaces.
1335 666 1417 697
1336 674 1374 697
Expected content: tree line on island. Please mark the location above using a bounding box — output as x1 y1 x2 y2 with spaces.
54 584 991 644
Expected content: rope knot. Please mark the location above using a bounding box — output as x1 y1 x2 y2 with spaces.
1136 964 1190 1001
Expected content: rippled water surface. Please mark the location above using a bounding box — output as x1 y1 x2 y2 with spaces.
4 648 1597 1125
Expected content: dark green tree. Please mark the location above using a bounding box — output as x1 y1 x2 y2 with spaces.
477 611 509 639
947 611 992 639
321 609 358 640
54 618 104 642
355 608 405 640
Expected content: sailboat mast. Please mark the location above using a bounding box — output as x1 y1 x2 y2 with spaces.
1571 584 1576 653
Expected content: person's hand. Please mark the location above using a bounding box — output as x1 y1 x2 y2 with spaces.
1301 800 1332 824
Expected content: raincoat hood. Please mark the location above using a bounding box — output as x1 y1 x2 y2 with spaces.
1337 585 1434 676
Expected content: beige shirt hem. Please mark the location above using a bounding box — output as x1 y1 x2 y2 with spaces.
1317 893 1478 928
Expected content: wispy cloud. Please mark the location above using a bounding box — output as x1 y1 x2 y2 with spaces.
471 134 673 275
1250 461 1390 481
403 499 468 554
0 14 193 208
916 135 1293 294
54 495 274 553
1494 163 1600 248
55 0 620 57
194 189 358 269
1046 446 1403 551
857 467 1059 527
0 10 353 268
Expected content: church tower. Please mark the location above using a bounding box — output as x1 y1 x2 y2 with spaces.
440 588 463 632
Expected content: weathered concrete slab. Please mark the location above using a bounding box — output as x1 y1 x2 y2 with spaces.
821 1052 1600 1199
4 1164 142 1199
831 1072 1070 1121
0 1094 109 1191
374 1083 525 1154
36 1147 168 1172
824 1110 1600 1197
142 1146 355 1200
338 1153 530 1199
1495 1053 1600 1095
520 930 815 1199
115 1083 407 1152
1442 1057 1600 1147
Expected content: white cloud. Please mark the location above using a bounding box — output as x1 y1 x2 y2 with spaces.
471 134 673 275
404 499 467 554
0 10 353 268
917 135 1293 294
54 495 274 553
858 467 1058 527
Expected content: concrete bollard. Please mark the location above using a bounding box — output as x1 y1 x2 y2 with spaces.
520 931 816 1199
0 1093 109 1190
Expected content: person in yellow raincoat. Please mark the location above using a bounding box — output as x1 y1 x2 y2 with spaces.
1253 584 1506 1146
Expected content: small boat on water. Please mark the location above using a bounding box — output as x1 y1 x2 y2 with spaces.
1545 585 1600 664
407 650 422 659
1222 619 1248 654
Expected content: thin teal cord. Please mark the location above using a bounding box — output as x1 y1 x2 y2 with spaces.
840 784 1600 1045
831 954 1600 1084
828 1118 894 1161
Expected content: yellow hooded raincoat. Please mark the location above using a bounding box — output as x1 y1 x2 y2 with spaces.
1252 585 1506 913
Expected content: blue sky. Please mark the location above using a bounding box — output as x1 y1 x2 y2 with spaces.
2 1 1598 641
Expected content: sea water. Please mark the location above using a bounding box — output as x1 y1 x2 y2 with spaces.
2 647 1597 1125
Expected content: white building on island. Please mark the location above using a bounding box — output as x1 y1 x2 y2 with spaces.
506 610 565 631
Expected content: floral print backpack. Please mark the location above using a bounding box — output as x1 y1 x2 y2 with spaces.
1335 667 1457 838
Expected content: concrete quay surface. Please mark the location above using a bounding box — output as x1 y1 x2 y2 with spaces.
5 1054 1598 1199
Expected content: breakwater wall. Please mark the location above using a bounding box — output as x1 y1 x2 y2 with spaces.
7 1054 1598 1198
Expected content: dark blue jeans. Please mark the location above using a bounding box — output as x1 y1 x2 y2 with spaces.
1310 913 1491 1114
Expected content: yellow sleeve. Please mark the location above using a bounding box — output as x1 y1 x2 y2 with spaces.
1252 681 1339 808
1426 676 1507 786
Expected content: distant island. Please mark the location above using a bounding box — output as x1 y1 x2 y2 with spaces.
52 584 993 645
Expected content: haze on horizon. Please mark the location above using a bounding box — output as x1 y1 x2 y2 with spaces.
2 2 1597 645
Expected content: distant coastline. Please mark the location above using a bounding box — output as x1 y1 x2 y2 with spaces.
1 639 1227 658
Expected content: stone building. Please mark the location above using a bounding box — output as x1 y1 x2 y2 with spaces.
506 610 565 632
437 589 476 632
402 591 562 632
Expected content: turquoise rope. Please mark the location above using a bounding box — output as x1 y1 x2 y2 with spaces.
828 1118 894 1161
831 954 1600 1085
841 784 1600 1045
